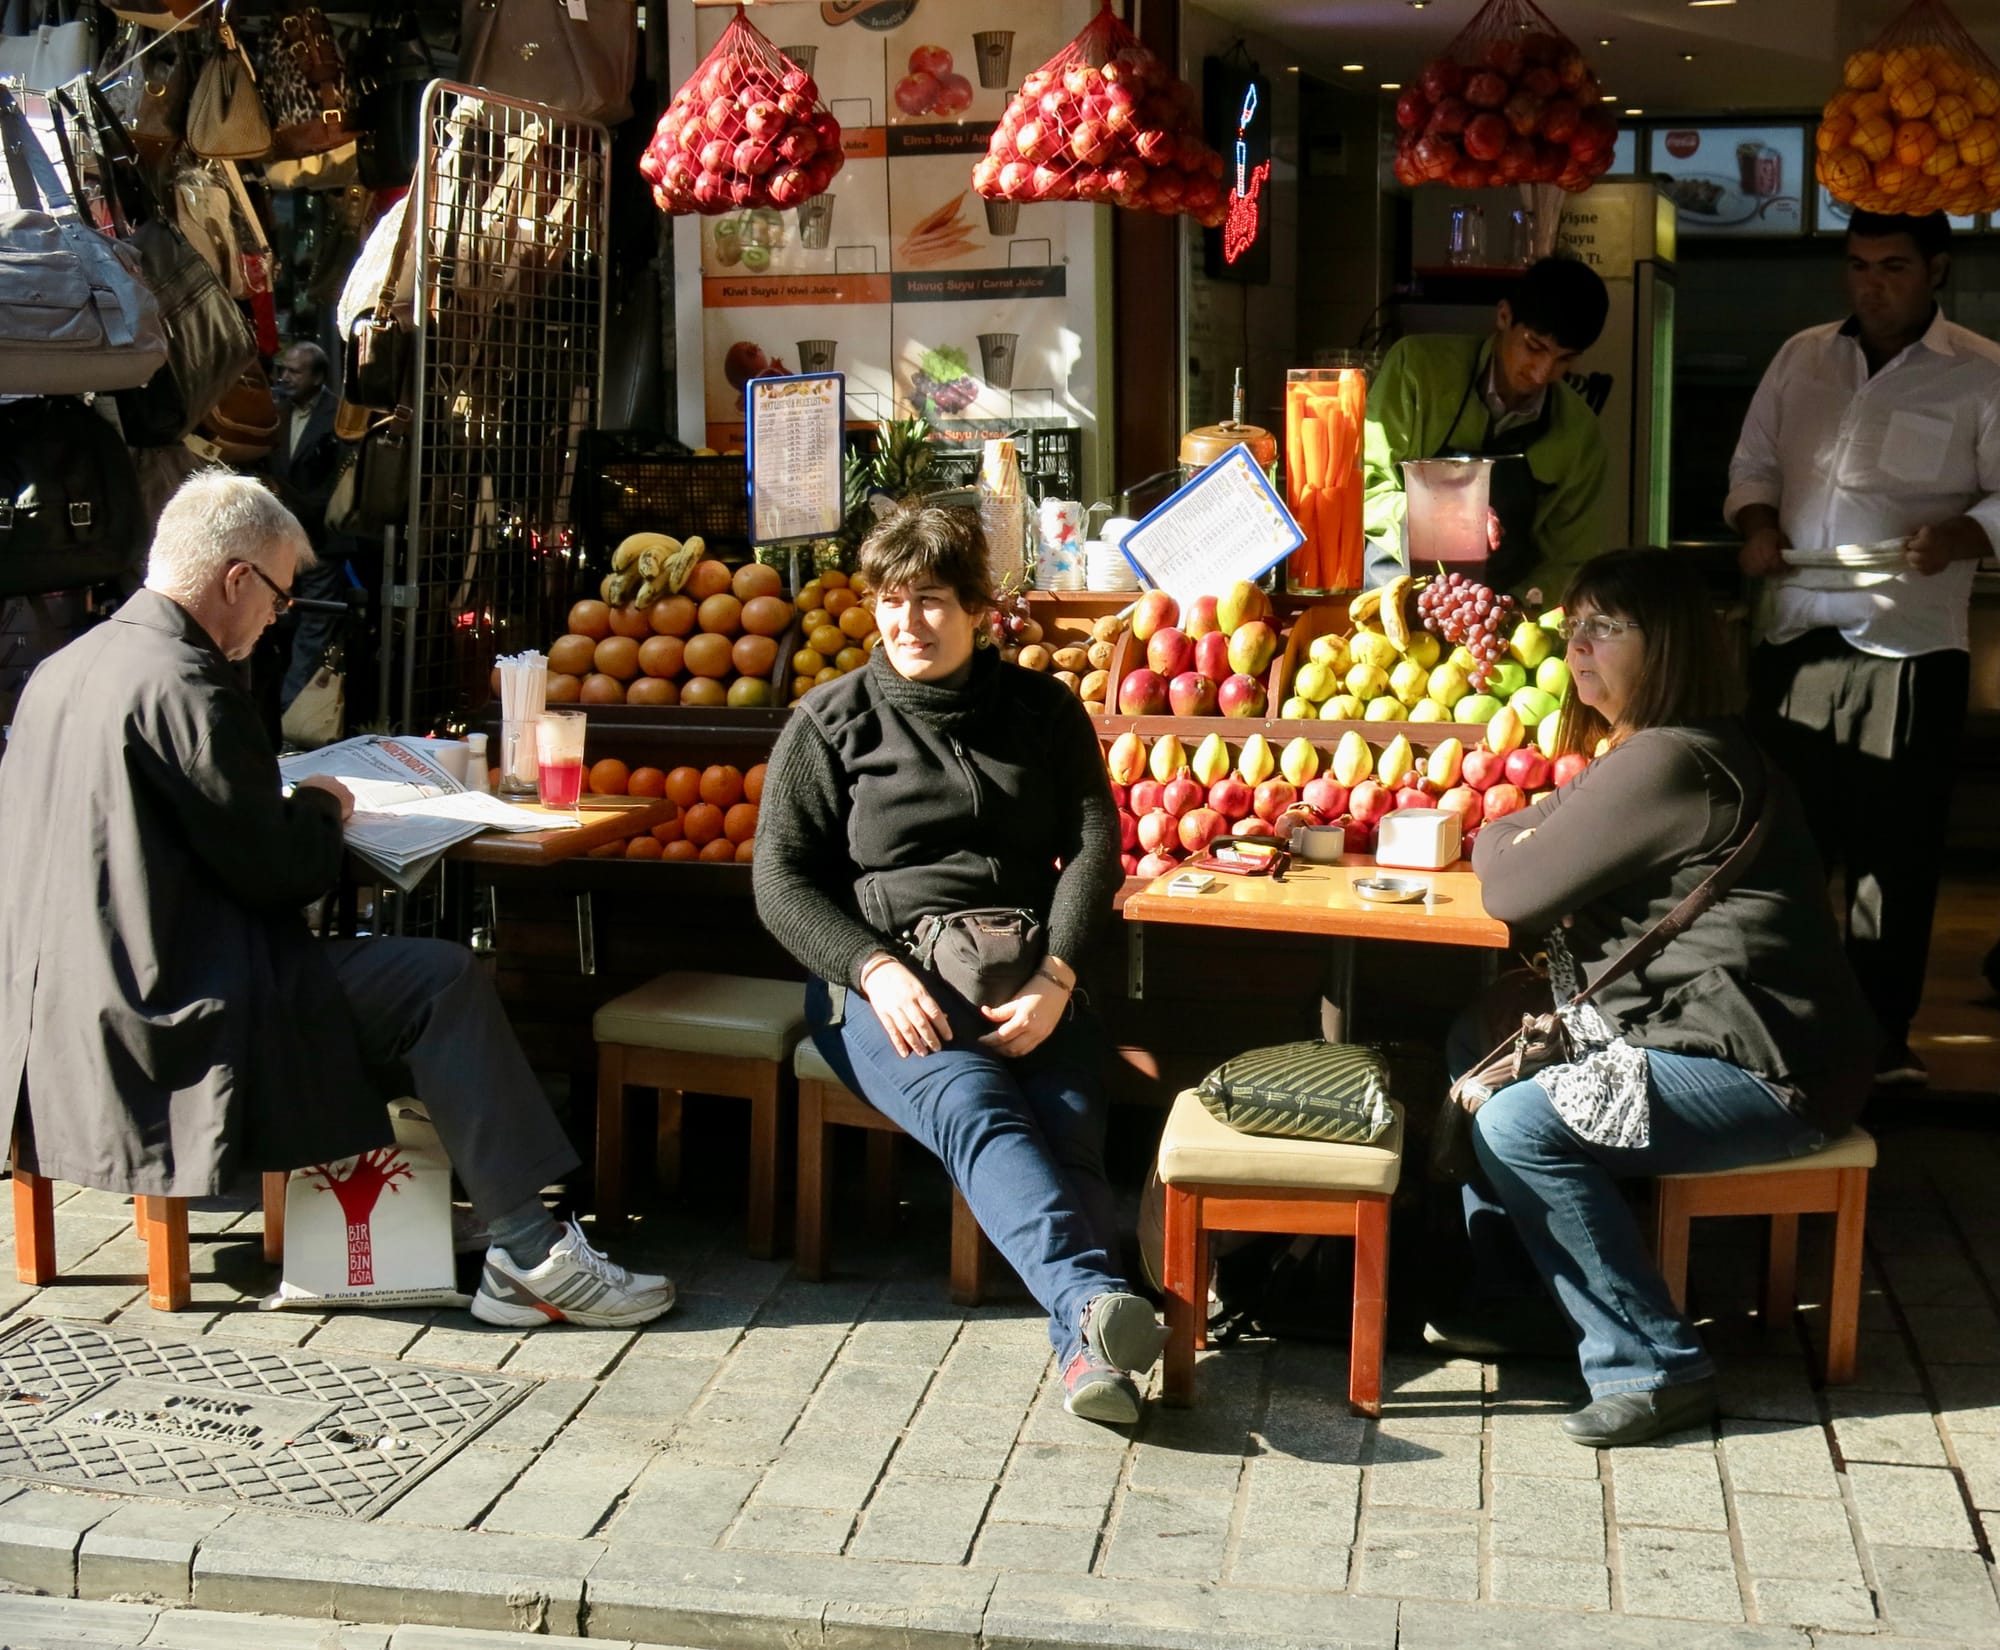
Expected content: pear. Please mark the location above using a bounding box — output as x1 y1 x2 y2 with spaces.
1192 733 1232 787
1389 658 1430 707
1487 706 1526 756
1281 736 1321 787
1331 730 1374 786
1348 631 1400 672
1428 660 1472 706
1320 694 1368 721
1280 696 1317 720
1106 731 1147 785
1365 697 1404 722
1537 712 1562 759
1408 699 1450 723
1507 619 1553 670
1453 692 1503 724
1236 733 1275 785
1345 662 1391 701
1539 605 1567 633
1487 658 1529 698
1403 631 1442 670
1426 736 1465 789
1536 656 1570 699
1378 734 1415 789
1307 632 1350 671
1293 658 1342 702
1449 644 1479 673
1149 733 1188 783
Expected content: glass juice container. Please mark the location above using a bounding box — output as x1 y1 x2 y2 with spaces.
1284 367 1369 595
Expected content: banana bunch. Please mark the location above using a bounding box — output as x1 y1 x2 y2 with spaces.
602 533 705 608
1347 574 1420 651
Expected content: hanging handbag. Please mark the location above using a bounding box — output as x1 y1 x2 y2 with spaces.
257 2 353 160
458 0 637 125
0 394 145 600
1433 766 1778 1179
342 193 411 409
0 0 96 94
350 8 440 189
130 28 191 164
0 81 168 394
168 156 239 291
907 908 1048 1010
280 641 345 748
325 406 410 535
197 358 280 462
187 17 270 159
57 79 255 444
216 154 277 352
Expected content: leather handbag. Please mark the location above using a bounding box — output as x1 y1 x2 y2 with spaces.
131 30 191 164
187 19 271 159
908 907 1047 1009
0 395 145 600
326 406 410 535
258 2 354 160
0 0 96 94
342 193 411 409
197 359 281 463
0 81 168 394
458 0 637 125
350 9 441 188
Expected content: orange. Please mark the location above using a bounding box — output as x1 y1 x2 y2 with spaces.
650 811 685 843
545 672 582 704
1922 140 1959 177
1890 77 1937 121
626 676 677 706
697 593 743 636
1961 117 1999 165
727 678 771 708
629 766 667 798
700 763 744 807
734 838 756 863
819 568 849 590
594 636 640 680
638 634 685 678
568 599 612 640
686 559 734 599
1822 146 1872 197
699 837 737 862
823 587 858 618
683 632 734 678
732 634 779 678
682 801 724 845
733 562 784 601
837 605 876 639
590 841 625 859
1893 120 1937 167
743 762 766 803
679 676 727 708
1853 114 1895 161
490 664 502 698
549 634 597 675
664 766 703 807
791 675 817 701
812 665 840 686
662 838 699 861
797 580 823 611
589 758 630 795
579 673 625 704
793 647 824 675
607 604 652 640
1933 91 1973 139
833 646 867 673
740 595 795 637
1852 88 1892 122
1845 49 1883 92
624 835 663 859
723 801 759 843
649 595 697 636
810 624 844 657
799 608 830 635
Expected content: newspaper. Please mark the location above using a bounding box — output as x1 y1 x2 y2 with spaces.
278 737 574 891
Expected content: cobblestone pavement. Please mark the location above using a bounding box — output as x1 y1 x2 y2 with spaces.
0 1118 1997 1648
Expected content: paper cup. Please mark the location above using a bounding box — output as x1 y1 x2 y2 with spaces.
982 198 1019 237
976 332 1018 390
972 31 1014 90
795 339 838 372
779 44 817 77
797 194 836 249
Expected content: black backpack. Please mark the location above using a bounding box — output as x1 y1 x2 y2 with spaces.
0 398 144 600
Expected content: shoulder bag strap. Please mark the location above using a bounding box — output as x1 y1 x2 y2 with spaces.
372 187 412 322
1569 753 1776 1010
0 79 77 216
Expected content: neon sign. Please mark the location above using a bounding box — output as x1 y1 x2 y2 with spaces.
1203 57 1270 283
1222 79 1269 268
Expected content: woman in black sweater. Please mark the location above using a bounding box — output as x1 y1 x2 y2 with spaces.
1435 548 1876 1448
753 503 1163 1425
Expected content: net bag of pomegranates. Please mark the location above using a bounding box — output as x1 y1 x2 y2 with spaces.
641 10 844 216
1816 0 2000 216
1391 0 1617 193
972 0 1227 223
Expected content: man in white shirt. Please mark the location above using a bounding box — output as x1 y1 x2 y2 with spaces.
1726 211 2000 1088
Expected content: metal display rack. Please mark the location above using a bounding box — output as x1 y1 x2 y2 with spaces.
392 82 610 733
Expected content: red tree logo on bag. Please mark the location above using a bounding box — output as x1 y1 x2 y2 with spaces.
308 1150 414 1286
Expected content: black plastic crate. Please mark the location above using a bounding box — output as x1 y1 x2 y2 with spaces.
922 427 1083 504
577 433 751 565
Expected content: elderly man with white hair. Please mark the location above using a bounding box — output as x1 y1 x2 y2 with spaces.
0 472 673 1329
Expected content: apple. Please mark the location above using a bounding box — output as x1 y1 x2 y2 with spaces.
1553 753 1590 788
1227 621 1278 677
1504 748 1552 790
1301 777 1350 818
1136 851 1181 879
1129 778 1165 815
1483 783 1529 821
1116 810 1140 852
1437 785 1482 835
1147 627 1194 679
909 43 953 77
1168 672 1218 717
1349 780 1395 826
1136 810 1178 856
934 73 974 115
1461 748 1507 791
1118 668 1168 716
1208 776 1253 820
1218 674 1267 718
1162 776 1204 818
1131 589 1180 643
1179 808 1227 854
1194 630 1232 683
1185 594 1220 637
1252 780 1297 824
1215 579 1270 632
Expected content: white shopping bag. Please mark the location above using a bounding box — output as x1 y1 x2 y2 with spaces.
265 1103 469 1310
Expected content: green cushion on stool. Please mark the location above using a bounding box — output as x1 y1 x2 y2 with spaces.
1660 1127 1876 1180
592 973 808 1062
794 1038 842 1086
1158 1090 1404 1196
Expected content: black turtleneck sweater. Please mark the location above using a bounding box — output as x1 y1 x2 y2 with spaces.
752 644 1121 990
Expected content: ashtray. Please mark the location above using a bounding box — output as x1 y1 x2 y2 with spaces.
1352 875 1428 904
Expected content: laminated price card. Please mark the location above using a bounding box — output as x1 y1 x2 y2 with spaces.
746 372 845 545
1118 443 1303 610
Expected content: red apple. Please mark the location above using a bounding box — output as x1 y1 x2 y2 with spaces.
1147 627 1193 679
1461 748 1507 791
896 73 940 116
1179 808 1227 854
1301 778 1350 819
1168 672 1217 717
1118 668 1169 716
1162 776 1205 818
1130 589 1180 643
1218 674 1267 718
1136 810 1178 856
908 44 953 78
1553 753 1589 788
1349 780 1395 826
1437 786 1482 835
1136 851 1180 879
1185 594 1221 637
1208 776 1253 820
1253 780 1298 824
1194 630 1232 684
1503 748 1552 790
1483 784 1529 821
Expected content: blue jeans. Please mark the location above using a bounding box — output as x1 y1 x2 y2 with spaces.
1466 1047 1824 1397
805 977 1127 1361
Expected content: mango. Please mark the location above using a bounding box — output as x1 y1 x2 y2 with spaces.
1215 579 1270 632
1106 731 1147 785
1378 734 1415 789
1149 734 1188 783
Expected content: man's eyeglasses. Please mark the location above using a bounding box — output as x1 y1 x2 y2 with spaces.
1556 613 1643 644
234 561 293 614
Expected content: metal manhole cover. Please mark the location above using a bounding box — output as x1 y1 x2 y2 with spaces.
0 1318 534 1519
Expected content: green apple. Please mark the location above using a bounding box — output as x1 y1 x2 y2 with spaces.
1402 631 1442 670
1280 696 1317 720
1507 619 1553 670
1345 662 1391 701
1389 658 1431 706
1365 696 1405 722
1535 656 1570 699
1427 661 1472 707
1453 692 1502 724
1321 694 1368 721
1509 686 1561 725
1294 659 1342 702
1486 659 1529 698
1539 605 1566 633
1408 698 1450 723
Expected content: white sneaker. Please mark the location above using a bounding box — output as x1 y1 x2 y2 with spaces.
470 1220 676 1328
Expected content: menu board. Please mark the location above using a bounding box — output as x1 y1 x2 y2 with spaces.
1648 125 1806 237
1118 446 1302 610
746 373 846 544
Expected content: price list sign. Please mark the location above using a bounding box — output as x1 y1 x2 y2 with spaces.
746 372 846 545
1118 444 1303 610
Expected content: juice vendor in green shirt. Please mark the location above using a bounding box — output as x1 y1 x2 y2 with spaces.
1362 258 1611 605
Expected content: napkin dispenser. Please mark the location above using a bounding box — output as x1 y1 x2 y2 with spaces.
1374 808 1462 872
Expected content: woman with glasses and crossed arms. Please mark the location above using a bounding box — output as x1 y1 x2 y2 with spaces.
1424 548 1878 1448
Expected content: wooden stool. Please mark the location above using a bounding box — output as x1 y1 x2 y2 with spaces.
1654 1127 1876 1384
1157 1090 1404 1417
592 972 808 1259
10 1137 288 1312
792 1037 988 1305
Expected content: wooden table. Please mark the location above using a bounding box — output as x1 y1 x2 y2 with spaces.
448 796 675 866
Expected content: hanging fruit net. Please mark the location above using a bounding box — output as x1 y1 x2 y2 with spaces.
1816 0 2000 216
972 1 1227 223
1392 0 1617 194
641 9 845 216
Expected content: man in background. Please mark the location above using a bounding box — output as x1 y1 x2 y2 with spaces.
263 342 350 717
1727 209 2000 1089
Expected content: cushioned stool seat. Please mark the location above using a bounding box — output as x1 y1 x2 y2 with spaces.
1157 1089 1405 1417
592 972 808 1257
1655 1128 1876 1384
792 1037 989 1305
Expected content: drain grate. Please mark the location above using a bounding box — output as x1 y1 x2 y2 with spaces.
0 1318 533 1519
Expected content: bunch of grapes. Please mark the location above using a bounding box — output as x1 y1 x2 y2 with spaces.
985 592 1031 648
911 368 979 414
1415 571 1517 690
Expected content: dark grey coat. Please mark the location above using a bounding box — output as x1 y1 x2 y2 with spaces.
0 591 392 1195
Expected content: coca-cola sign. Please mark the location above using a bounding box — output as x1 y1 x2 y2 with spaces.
1663 130 1701 160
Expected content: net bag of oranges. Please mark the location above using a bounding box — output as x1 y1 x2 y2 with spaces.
1391 0 1618 192
1817 0 2000 216
971 1 1227 223
641 8 845 215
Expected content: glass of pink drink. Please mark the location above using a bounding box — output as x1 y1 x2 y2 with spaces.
534 709 588 814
